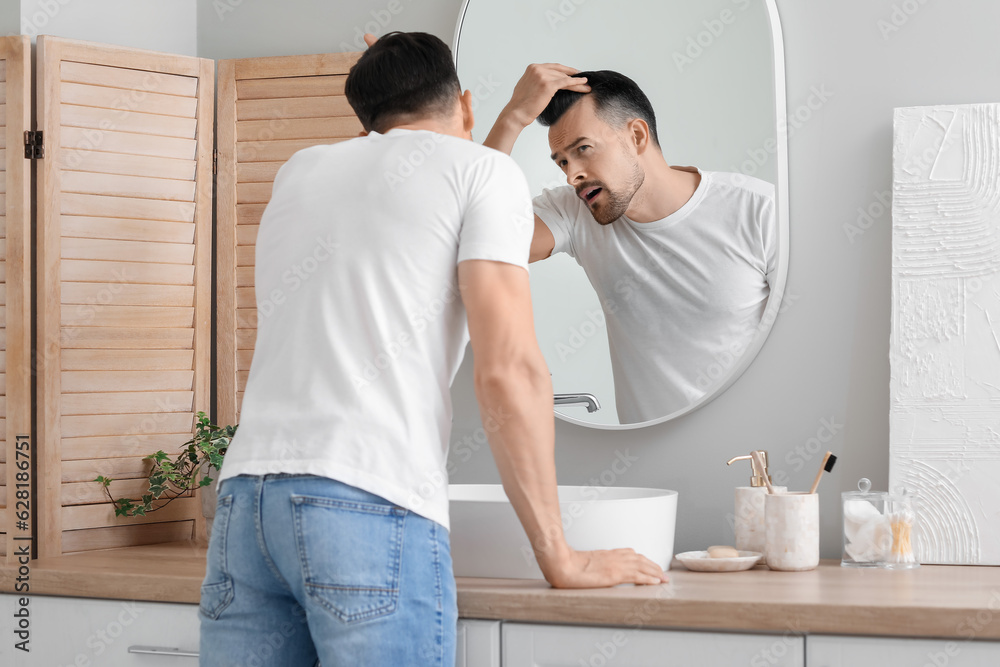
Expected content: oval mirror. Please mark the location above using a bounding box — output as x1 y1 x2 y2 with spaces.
454 0 789 429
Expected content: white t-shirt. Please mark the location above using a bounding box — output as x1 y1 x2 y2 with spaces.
533 169 776 424
216 129 535 530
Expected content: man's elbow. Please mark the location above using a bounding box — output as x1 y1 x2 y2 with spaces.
473 355 550 397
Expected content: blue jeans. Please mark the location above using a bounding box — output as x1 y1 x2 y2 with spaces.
198 473 457 666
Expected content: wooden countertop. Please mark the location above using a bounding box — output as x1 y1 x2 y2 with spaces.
2 541 999 640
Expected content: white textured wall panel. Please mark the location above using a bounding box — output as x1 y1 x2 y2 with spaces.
890 103 1000 565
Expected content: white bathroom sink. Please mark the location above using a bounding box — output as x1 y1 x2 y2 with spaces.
448 484 677 580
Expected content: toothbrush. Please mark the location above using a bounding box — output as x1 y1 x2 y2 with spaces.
808 452 837 494
750 450 777 494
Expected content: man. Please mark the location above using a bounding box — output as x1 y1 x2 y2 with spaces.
485 65 777 424
199 34 666 667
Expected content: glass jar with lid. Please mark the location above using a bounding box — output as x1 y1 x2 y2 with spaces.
841 478 890 567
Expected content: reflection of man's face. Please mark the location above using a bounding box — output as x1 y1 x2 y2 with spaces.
548 96 645 226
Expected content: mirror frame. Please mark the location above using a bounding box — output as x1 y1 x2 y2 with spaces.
452 0 790 430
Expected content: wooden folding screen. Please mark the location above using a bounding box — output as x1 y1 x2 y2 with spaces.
35 37 214 557
0 36 31 564
215 52 363 427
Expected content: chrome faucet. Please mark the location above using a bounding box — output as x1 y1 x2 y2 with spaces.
553 393 601 413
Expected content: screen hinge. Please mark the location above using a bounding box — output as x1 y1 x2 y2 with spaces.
24 131 44 159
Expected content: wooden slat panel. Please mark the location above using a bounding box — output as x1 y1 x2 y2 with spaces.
61 126 197 161
237 203 266 226
61 259 195 285
62 456 153 483
60 327 195 349
237 74 346 99
62 370 194 393
62 192 196 223
236 286 256 309
218 52 360 429
62 432 195 460
237 162 283 183
233 53 359 80
61 521 195 553
63 496 200 530
62 391 194 416
61 412 195 439
62 305 195 329
61 103 197 139
237 116 362 142
61 61 198 98
61 170 196 202
1 36 31 565
60 81 198 118
41 39 212 556
236 245 255 267
61 217 196 244
236 136 348 163
62 236 195 264
236 182 272 205
61 349 193 371
236 266 254 287
64 477 184 505
62 282 195 307
236 327 256 350
59 150 196 181
237 95 354 120
236 223 259 246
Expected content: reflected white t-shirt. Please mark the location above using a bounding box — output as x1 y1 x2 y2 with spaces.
216 129 535 530
533 169 776 424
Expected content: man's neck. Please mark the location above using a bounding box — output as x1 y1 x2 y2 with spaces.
625 159 701 224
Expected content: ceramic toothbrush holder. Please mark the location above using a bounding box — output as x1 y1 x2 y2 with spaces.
765 492 820 571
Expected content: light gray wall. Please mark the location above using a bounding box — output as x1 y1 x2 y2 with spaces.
18 0 197 54
0 1 20 36
196 0 464 60
196 0 1000 559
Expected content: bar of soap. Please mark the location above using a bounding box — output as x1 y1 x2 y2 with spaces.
707 545 740 559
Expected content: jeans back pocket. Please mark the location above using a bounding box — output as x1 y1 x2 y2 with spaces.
291 494 406 624
200 493 236 620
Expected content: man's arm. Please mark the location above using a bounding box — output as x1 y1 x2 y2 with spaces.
483 64 585 265
530 215 555 263
482 63 590 156
458 259 667 588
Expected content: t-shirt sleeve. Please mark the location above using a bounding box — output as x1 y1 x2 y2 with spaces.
457 152 534 270
532 186 578 257
758 194 778 287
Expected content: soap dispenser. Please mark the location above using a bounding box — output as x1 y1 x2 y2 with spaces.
727 451 786 554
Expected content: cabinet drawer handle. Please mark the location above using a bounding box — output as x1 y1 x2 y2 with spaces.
128 645 199 658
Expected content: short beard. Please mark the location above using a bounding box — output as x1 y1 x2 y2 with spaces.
591 161 644 225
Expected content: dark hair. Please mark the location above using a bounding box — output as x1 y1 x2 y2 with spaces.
345 31 461 133
537 70 659 147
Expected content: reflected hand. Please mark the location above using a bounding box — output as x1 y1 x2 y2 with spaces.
502 63 592 129
543 547 668 589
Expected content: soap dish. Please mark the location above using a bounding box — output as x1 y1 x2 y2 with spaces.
675 550 763 572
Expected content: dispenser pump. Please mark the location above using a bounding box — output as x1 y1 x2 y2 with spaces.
727 450 772 487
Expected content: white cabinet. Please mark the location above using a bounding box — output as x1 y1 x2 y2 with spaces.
458 619 502 667
807 635 1000 667
0 594 503 667
502 622 804 666
0 593 200 666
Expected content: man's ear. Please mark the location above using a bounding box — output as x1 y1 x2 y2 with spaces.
358 130 369 137
460 89 475 135
629 118 652 155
